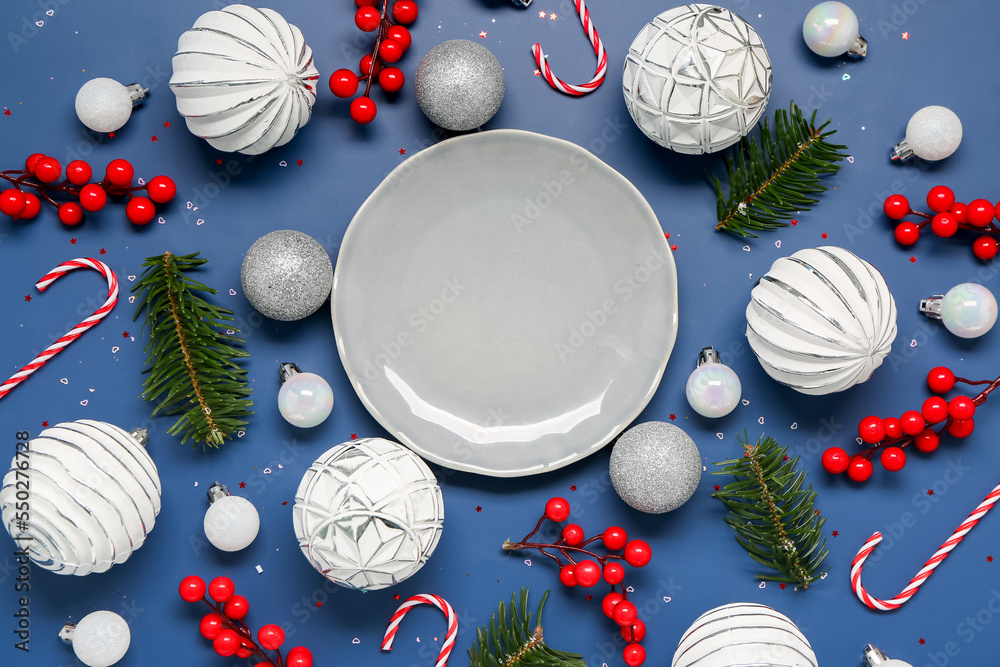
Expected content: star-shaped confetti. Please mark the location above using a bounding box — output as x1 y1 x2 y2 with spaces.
664 232 671 239
108 132 115 138
99 248 106 255
217 159 223 165
669 414 676 420
927 489 934 495
41 421 48 427
394 594 401 600
585 595 591 601
3 109 10 116
239 481 246 488
910 256 917 263
151 135 158 142
282 501 288 505
782 455 789 461
24 295 31 302
821 232 828 239
399 148 406 155
549 13 557 19
538 10 545 17
297 159 303 166
779 583 786 589
122 331 130 338
316 601 323 608
533 69 540 76
919 638 926 645
570 484 576 491
70 238 77 244
475 506 482 512
902 32 910 39
350 433 358 440
989 556 994 562
832 530 839 537
164 121 171 128
713 484 720 491
479 31 487 38
791 219 798 226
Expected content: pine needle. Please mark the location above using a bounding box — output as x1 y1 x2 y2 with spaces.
710 101 849 237
711 433 829 589
131 251 253 449
469 589 586 667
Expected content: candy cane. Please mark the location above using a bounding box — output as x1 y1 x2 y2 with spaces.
381 593 458 667
531 0 607 96
0 258 118 402
852 481 1000 611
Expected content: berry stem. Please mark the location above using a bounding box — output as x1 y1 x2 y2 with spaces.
199 597 281 667
362 0 393 97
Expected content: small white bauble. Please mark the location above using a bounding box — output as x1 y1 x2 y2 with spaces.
685 346 741 418
293 438 444 590
204 484 260 552
62 610 131 667
623 4 772 154
278 363 334 427
892 105 963 162
802 2 867 58
921 283 998 338
610 421 702 513
672 602 818 667
75 78 147 133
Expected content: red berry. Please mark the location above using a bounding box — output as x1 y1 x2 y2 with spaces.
900 410 926 436
574 560 601 587
126 196 156 225
602 592 624 618
922 396 949 424
883 194 910 219
0 190 27 217
558 564 577 587
355 6 381 31
34 157 62 183
623 643 646 667
286 647 313 667
392 0 418 24
880 447 906 472
561 523 584 546
25 153 46 173
179 575 206 602
948 395 976 420
258 624 285 651
544 497 571 522
931 212 958 238
967 199 995 227
847 457 873 482
603 562 626 585
914 428 940 452
622 618 646 643
386 25 411 51
623 540 651 567
379 39 404 63
602 526 628 551
209 576 235 603
66 160 92 186
926 186 955 213
360 54 382 77
950 202 968 223
948 418 975 439
821 447 850 474
927 366 956 393
612 600 638 627
224 594 249 620
378 67 405 93
236 648 252 659
894 221 920 245
18 193 40 220
974 236 999 261
213 629 241 657
350 96 377 124
147 175 176 203
79 183 107 212
883 417 903 440
199 613 224 639
105 159 134 187
858 416 886 444
58 201 83 225
329 69 359 98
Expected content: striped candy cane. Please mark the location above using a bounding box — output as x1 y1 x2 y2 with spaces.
0 258 118 402
531 0 607 96
381 593 458 667
852 481 1000 611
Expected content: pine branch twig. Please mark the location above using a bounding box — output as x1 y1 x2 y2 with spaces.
131 251 253 449
711 433 830 589
468 589 586 667
710 101 849 237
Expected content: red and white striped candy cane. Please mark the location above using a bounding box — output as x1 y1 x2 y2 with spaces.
381 593 458 667
0 258 118 402
852 481 1000 611
532 0 607 96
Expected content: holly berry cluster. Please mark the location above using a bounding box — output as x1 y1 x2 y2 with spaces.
329 0 418 124
502 497 652 667
822 366 1000 482
0 153 175 226
179 575 313 667
884 186 1000 260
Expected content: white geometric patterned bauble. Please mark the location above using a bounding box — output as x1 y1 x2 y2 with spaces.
623 4 772 154
293 438 444 591
672 602 818 667
0 420 161 576
746 246 897 395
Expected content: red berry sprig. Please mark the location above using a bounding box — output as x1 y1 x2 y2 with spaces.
884 186 1000 260
822 366 1000 482
179 575 313 667
0 153 175 226
330 0 417 124
502 497 651 667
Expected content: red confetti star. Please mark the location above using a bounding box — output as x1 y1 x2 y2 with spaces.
399 148 406 155
713 484 720 491
669 413 676 420
41 421 48 427
782 455 789 461
108 131 115 138
217 159 223 165
832 530 839 537
24 295 31 302
779 583 786 589
316 601 323 608
394 594 401 600
164 121 171 128
479 31 487 38
791 219 798 226
815 509 821 515
122 331 130 338
664 232 671 239
239 481 246 488
989 556 994 562
350 433 358 440
670 244 678 251
919 639 926 645
282 501 288 505
99 248 106 255
475 506 482 512
3 109 10 116
70 238 77 244
151 135 158 142
902 32 910 39
910 256 917 263
297 159 303 165
585 595 592 601
927 489 934 495
821 232 828 239
570 485 577 491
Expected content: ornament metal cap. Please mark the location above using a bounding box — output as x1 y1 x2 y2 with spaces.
863 645 889 666
124 83 149 106
890 139 914 162
919 295 945 319
59 622 76 644
847 34 868 59
696 346 721 367
129 427 149 447
279 362 302 383
508 0 532 6
207 481 230 504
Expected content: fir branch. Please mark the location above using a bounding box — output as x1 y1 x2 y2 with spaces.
710 101 849 237
131 251 253 449
469 589 586 667
711 433 829 589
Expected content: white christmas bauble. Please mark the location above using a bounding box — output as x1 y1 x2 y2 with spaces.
293 438 444 590
623 4 772 154
0 420 161 576
69 610 131 667
746 246 897 395
75 78 134 133
169 4 320 155
938 283 998 338
278 371 334 427
672 602 818 667
204 495 260 552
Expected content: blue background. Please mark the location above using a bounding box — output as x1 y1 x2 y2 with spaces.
1 1 999 666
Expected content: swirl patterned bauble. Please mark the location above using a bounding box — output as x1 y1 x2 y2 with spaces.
623 4 772 154
746 246 897 395
672 602 818 667
169 4 320 155
0 420 161 576
293 438 444 591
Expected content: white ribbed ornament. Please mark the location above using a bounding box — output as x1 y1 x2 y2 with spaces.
169 4 320 155
293 438 444 591
0 420 161 576
672 602 818 667
746 246 897 395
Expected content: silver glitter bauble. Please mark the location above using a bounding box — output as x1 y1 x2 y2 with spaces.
415 39 504 131
610 421 701 513
241 230 333 321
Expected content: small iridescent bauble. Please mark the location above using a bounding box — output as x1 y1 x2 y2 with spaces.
609 421 702 513
802 2 865 58
686 348 741 418
279 371 334 428
241 230 333 321
415 40 505 131
922 283 998 339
